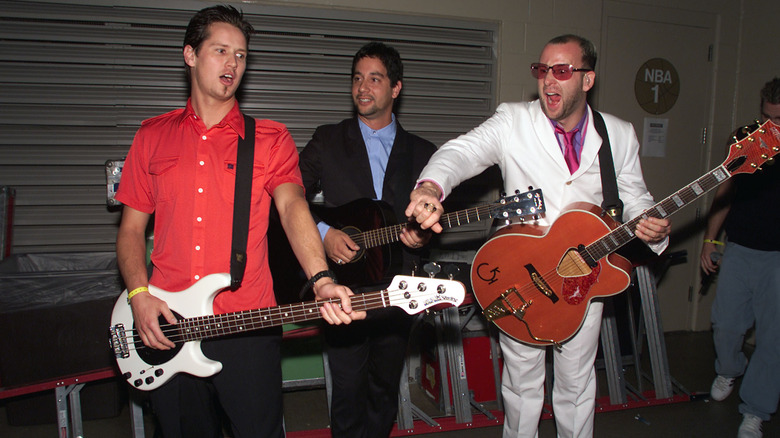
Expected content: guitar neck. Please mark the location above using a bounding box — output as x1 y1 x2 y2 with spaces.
357 204 502 249
175 291 388 342
583 164 731 263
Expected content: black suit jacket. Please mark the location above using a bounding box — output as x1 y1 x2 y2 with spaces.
299 117 436 226
298 117 437 283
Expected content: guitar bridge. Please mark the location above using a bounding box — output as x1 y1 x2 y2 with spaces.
109 323 130 359
524 263 558 303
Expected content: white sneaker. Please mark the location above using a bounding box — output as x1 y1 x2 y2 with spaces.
737 413 763 438
710 375 735 401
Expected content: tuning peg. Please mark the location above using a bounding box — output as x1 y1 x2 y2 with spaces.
443 264 460 280
504 219 511 225
515 189 521 195
410 261 419 277
423 262 441 278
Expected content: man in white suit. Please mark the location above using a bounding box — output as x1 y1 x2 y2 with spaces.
405 34 671 438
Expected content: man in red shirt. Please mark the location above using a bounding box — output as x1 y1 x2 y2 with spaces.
115 5 362 437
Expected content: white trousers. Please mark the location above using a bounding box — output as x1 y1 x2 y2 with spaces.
500 301 603 438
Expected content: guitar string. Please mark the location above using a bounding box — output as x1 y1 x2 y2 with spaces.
492 169 729 312
485 247 602 317
120 289 428 352
350 204 500 248
491 170 728 313
118 285 456 352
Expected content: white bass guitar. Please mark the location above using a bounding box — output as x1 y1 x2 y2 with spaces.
109 273 465 391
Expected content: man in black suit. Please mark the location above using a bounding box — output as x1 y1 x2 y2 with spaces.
298 42 437 437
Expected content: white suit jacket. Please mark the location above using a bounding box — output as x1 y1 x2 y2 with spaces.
420 100 665 251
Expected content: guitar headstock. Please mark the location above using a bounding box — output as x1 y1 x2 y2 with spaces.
385 275 465 315
725 120 780 176
491 188 545 223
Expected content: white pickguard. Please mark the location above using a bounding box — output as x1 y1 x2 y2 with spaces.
110 273 231 391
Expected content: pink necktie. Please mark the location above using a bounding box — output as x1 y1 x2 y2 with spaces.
555 125 580 174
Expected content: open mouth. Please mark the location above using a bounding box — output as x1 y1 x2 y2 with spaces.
545 92 561 108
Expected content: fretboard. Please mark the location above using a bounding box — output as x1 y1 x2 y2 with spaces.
174 290 389 342
357 204 502 249
582 164 731 264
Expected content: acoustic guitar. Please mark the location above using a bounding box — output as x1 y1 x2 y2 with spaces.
312 188 545 287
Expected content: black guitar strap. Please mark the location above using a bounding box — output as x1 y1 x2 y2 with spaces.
592 110 624 223
230 114 255 290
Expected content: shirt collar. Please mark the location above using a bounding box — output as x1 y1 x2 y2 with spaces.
181 99 244 135
358 113 397 142
550 109 589 135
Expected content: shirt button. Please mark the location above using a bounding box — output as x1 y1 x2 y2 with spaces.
202 135 207 140
198 188 204 193
199 161 205 166
197 217 202 222
195 245 201 251
194 275 200 280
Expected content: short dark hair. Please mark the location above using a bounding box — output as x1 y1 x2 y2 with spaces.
760 77 780 106
547 34 597 70
183 5 254 79
352 42 403 87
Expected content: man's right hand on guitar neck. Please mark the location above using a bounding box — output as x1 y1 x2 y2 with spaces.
406 181 444 233
130 291 177 350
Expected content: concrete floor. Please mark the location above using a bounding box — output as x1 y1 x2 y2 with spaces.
1 330 776 438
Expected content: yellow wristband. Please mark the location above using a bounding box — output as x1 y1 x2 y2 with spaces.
704 239 724 246
126 286 149 304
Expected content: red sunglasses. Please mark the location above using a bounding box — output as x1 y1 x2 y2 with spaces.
530 63 593 81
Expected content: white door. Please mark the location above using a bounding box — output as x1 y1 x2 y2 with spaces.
598 2 717 331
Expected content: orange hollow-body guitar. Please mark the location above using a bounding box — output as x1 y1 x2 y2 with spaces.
471 204 631 347
471 119 780 347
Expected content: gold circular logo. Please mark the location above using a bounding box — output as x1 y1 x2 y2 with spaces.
634 58 680 115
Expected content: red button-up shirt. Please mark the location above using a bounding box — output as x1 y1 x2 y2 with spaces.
116 100 303 313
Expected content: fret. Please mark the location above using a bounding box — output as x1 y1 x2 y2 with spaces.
382 226 393 245
160 284 433 344
713 167 728 182
180 319 193 342
201 317 214 338
584 169 726 262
